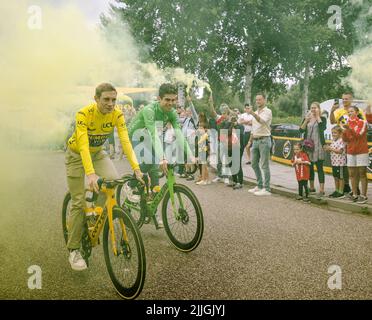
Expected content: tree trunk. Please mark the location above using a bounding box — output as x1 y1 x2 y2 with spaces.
244 46 253 105
302 63 310 118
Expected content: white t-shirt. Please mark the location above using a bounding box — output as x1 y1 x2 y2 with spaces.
238 113 254 133
251 107 272 137
330 138 346 167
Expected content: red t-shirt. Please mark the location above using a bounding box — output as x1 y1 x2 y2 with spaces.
292 151 310 181
348 116 366 135
342 117 368 155
366 113 372 124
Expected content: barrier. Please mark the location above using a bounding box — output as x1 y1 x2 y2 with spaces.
271 136 372 179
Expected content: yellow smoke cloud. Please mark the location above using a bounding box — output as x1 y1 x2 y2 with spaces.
345 2 372 103
0 1 211 150
0 1 140 149
347 45 372 102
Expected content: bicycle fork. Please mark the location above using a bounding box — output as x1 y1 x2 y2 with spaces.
106 188 130 257
167 170 185 220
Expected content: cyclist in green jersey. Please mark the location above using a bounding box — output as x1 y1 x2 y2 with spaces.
127 83 195 204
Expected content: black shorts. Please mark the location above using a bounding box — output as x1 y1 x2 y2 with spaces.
243 132 251 147
332 166 347 179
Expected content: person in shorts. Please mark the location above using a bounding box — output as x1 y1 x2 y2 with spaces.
324 126 347 198
341 106 369 203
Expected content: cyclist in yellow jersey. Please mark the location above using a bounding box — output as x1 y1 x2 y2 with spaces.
65 83 143 271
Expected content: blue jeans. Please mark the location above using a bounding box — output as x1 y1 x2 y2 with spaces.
251 136 271 191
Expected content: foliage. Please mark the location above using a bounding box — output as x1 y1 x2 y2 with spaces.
103 0 366 117
272 116 302 126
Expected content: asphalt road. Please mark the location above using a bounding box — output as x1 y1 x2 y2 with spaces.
0 150 371 300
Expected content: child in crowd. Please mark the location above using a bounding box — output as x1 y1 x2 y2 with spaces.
292 143 311 202
196 121 210 185
225 113 245 189
324 126 347 198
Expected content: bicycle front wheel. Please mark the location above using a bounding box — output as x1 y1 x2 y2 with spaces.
103 206 146 300
161 184 204 252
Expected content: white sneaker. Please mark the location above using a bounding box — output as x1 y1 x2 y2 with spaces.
123 183 140 203
196 180 208 185
154 214 163 228
224 178 230 185
254 189 272 196
212 177 221 183
69 250 87 271
248 186 261 193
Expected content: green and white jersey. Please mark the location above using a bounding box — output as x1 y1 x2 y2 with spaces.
129 101 193 161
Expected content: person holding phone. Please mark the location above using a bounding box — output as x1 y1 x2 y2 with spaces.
330 92 366 195
300 102 327 199
330 92 366 125
246 93 272 196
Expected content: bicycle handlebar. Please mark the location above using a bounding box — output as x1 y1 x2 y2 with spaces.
85 178 125 202
157 163 198 178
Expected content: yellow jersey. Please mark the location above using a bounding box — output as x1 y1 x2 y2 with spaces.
67 103 139 175
334 107 366 125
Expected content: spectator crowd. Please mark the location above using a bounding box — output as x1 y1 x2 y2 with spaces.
110 91 371 205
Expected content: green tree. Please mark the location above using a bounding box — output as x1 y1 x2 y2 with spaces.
103 0 363 114
277 0 362 116
104 0 289 106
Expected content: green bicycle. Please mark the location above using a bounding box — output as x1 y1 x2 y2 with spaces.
116 164 204 252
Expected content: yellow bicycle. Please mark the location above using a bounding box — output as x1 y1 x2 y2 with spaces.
62 178 146 299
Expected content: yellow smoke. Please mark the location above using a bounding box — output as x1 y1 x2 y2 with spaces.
166 67 212 94
345 2 372 103
0 1 140 149
347 45 372 102
0 1 211 150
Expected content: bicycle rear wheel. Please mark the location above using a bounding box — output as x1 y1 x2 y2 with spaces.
62 192 71 244
61 192 92 263
103 206 146 300
115 174 133 205
161 184 204 252
116 180 145 228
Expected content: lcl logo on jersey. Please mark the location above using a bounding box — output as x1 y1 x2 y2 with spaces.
101 122 113 130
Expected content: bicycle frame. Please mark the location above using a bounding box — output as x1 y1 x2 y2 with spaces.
124 167 186 220
85 185 129 257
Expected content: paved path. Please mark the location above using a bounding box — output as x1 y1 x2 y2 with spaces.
209 152 372 204
0 151 371 299
241 155 372 203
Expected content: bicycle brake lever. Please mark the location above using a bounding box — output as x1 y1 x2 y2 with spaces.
89 178 104 202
